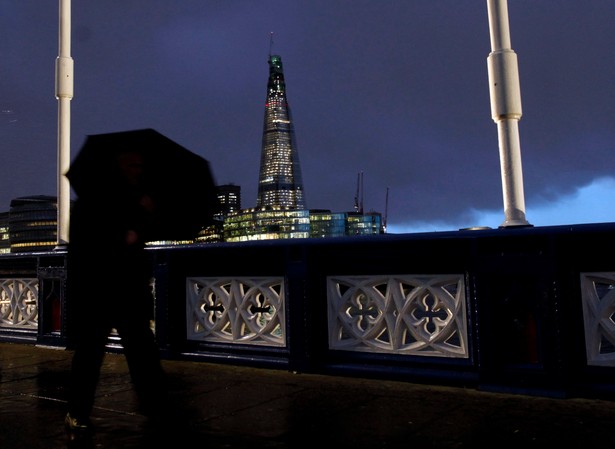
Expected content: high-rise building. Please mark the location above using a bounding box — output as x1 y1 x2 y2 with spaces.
256 54 305 210
193 184 240 244
196 184 241 243
223 52 384 243
215 184 241 218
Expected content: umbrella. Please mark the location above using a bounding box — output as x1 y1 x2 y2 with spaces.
66 128 220 241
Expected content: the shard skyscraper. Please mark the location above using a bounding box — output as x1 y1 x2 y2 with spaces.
256 54 306 210
222 51 382 242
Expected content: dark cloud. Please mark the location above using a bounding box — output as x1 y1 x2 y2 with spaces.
1 1 614 232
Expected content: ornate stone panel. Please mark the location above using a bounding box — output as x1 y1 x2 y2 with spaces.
327 274 468 358
580 272 615 366
0 278 38 329
186 276 285 346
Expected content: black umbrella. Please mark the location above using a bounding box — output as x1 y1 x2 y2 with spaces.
66 128 220 241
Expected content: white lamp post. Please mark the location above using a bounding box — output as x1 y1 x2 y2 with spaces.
55 0 73 247
486 0 531 227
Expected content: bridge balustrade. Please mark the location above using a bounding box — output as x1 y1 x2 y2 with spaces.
2 223 615 400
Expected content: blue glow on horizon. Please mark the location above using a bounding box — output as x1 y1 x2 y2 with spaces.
387 177 615 234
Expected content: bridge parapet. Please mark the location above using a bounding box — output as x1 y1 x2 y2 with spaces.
2 223 615 399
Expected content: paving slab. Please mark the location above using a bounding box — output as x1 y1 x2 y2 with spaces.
2 342 615 449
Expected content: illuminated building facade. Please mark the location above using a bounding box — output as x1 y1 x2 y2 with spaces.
256 54 305 210
224 208 382 242
8 196 58 253
222 52 384 242
0 212 9 254
309 210 346 238
346 212 383 236
224 207 310 242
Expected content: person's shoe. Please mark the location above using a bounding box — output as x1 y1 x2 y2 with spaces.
64 412 92 435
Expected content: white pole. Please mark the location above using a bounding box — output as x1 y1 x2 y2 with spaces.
55 0 73 248
486 0 531 227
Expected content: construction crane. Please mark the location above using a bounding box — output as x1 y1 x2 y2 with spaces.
354 171 364 213
383 187 389 233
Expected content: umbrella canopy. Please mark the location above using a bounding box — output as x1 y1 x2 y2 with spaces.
66 128 219 241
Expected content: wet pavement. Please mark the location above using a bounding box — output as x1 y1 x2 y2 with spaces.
2 341 615 448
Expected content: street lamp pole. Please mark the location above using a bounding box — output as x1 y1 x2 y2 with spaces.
55 0 73 248
486 0 531 228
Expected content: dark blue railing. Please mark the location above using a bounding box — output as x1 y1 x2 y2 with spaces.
2 222 615 400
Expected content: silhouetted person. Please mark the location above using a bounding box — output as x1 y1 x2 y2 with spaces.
64 149 167 436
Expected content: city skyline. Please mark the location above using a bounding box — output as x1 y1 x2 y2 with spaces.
2 2 615 233
224 50 382 242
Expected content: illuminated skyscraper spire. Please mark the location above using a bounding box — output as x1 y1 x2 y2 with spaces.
256 51 306 209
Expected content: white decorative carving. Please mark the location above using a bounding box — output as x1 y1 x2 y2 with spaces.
186 277 285 346
580 272 615 366
327 275 468 358
0 278 39 328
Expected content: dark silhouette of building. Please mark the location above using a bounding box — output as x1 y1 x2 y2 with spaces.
195 184 241 243
216 184 241 218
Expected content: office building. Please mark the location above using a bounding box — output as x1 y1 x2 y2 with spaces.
223 52 384 242
192 184 240 244
0 212 9 254
8 196 58 253
346 211 383 236
256 54 305 210
309 210 347 238
215 184 241 218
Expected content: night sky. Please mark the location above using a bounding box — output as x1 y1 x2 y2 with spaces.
2 1 615 233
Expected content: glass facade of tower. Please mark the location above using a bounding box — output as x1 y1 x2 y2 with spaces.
309 210 346 238
346 212 383 236
256 55 306 210
221 52 385 242
224 207 310 242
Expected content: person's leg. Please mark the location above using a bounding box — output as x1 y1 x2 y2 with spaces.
119 324 168 415
66 319 110 426
116 284 167 417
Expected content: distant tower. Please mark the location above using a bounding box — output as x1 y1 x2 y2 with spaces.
256 53 306 209
215 184 241 217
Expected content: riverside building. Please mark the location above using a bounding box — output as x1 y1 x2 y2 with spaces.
8 196 59 253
